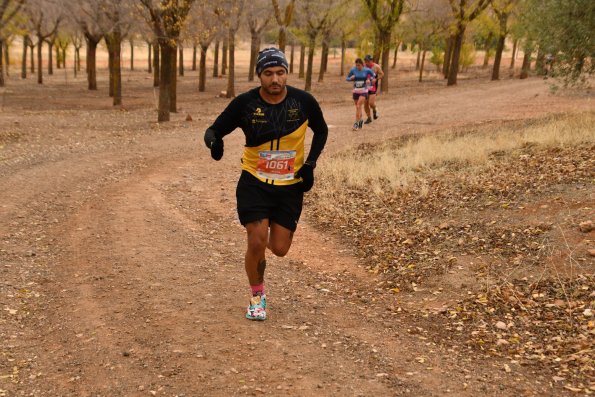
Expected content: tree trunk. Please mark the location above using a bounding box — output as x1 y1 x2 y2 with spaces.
322 33 329 73
30 45 34 73
340 39 346 76
290 44 294 73
226 30 236 98
153 39 160 87
86 38 98 90
534 49 545 74
419 48 426 82
48 41 54 75
304 37 315 92
169 44 177 112
107 40 114 97
443 35 454 78
278 27 286 53
37 37 43 84
213 39 219 77
298 43 305 78
147 42 152 73
108 30 122 106
21 36 27 79
392 42 399 69
76 47 81 72
178 44 184 76
318 39 328 82
447 25 465 86
3 41 8 76
73 47 77 78
520 48 531 79
130 40 134 71
492 32 506 80
221 38 228 76
62 47 66 68
111 34 122 106
510 39 517 69
56 45 61 69
0 39 4 87
415 46 421 70
380 30 391 92
158 42 175 122
192 45 197 71
483 32 493 68
199 44 207 92
249 32 259 81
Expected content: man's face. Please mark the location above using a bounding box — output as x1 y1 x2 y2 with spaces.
365 59 373 68
259 66 287 96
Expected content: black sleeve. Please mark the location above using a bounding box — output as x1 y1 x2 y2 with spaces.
208 95 245 139
305 94 328 164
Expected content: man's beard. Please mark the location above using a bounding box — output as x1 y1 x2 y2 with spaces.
265 83 284 95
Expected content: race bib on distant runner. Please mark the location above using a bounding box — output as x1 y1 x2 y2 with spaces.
256 150 296 180
354 81 366 88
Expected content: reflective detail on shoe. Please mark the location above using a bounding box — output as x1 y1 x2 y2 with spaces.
364 117 372 124
352 122 359 131
246 294 267 321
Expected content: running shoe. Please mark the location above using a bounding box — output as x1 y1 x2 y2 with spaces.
246 294 267 321
373 109 378 119
352 121 359 131
364 117 372 124
358 119 364 129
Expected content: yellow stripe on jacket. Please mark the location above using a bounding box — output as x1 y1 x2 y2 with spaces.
242 120 308 185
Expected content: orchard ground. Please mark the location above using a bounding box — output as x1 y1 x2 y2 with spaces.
0 43 593 396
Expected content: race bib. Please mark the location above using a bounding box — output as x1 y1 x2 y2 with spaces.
354 80 366 88
256 150 296 181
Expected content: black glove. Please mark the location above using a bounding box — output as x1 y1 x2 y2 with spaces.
204 128 224 161
295 163 315 192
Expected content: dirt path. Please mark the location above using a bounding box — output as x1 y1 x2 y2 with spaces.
0 73 591 396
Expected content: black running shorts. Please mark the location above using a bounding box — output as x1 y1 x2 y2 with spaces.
236 171 304 232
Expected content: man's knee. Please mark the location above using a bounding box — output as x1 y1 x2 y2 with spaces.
268 239 291 257
268 241 290 257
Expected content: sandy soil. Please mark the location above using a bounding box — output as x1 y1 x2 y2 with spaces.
0 53 593 397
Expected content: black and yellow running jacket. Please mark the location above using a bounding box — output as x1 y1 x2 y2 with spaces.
208 86 328 186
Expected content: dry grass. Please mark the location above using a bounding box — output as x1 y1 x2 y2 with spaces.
320 111 595 194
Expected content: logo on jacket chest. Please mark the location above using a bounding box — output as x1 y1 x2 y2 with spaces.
252 107 267 124
287 108 301 122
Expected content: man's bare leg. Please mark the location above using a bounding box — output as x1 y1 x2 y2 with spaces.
267 222 294 257
245 219 269 286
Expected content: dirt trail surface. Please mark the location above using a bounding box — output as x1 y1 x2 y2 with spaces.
0 71 592 397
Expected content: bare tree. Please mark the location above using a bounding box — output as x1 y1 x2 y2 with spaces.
300 0 336 92
0 0 25 86
362 0 406 92
446 0 492 86
404 0 450 82
271 0 295 53
186 3 219 91
491 0 517 80
26 0 63 84
246 0 271 81
21 34 29 78
70 31 84 77
75 0 106 90
140 0 195 122
224 0 245 98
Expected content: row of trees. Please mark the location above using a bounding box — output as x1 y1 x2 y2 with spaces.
0 0 592 122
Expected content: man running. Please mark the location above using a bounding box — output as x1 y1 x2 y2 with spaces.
363 55 384 124
346 58 375 130
203 48 328 321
